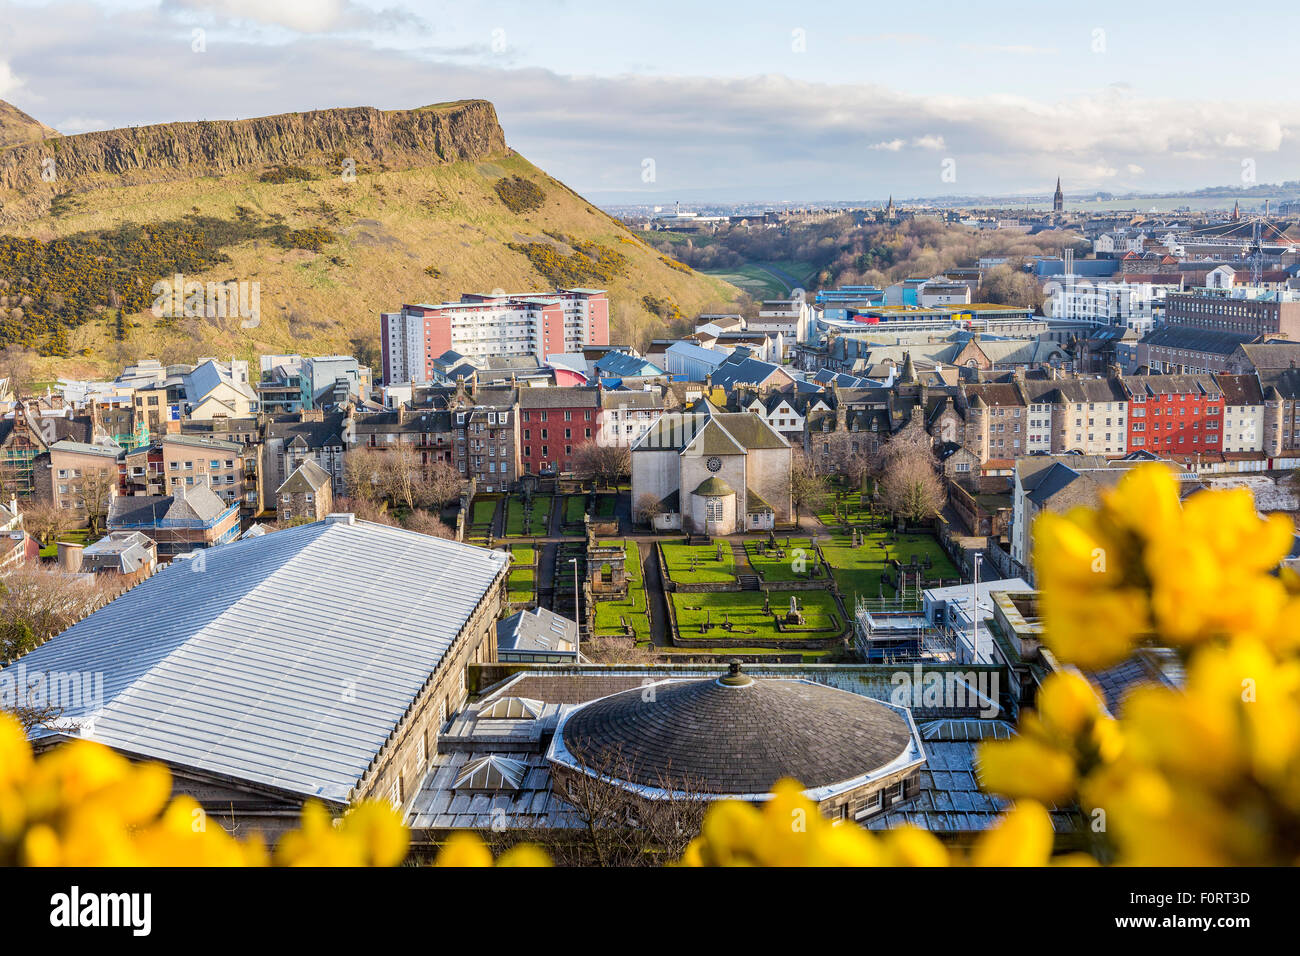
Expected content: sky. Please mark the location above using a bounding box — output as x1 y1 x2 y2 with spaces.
1 0 1297 204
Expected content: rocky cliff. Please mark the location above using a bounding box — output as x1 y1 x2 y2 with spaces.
0 99 506 196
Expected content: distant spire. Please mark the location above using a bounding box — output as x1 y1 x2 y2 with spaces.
1053 177 1064 214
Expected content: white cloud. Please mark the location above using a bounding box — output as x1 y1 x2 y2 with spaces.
0 60 25 99
3 2 1298 200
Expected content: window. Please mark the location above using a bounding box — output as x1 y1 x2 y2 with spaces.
390 776 403 809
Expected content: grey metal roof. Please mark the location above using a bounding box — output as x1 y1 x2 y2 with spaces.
4 517 509 803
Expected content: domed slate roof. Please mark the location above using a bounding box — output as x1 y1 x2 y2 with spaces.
553 664 915 797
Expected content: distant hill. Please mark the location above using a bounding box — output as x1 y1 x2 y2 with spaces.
0 100 735 378
0 100 59 149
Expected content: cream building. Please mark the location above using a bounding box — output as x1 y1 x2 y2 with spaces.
632 403 792 535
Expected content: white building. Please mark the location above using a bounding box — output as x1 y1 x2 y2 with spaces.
750 299 811 350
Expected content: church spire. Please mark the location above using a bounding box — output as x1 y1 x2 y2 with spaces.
1052 177 1064 214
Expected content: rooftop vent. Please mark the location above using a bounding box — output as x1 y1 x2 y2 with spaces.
324 513 355 525
453 755 528 792
479 697 544 720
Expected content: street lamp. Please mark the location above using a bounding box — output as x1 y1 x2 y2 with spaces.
569 556 581 662
969 552 982 664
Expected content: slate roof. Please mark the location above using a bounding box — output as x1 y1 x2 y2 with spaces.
553 674 917 797
4 518 510 803
682 418 744 457
277 459 333 495
497 607 577 654
82 531 154 573
109 484 233 527
1140 325 1256 355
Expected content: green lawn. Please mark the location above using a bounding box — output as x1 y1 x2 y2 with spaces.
818 530 958 601
661 542 737 584
595 494 618 518
815 490 876 527
592 540 650 642
509 544 536 566
670 590 841 641
507 567 535 601
505 495 552 536
563 495 587 524
744 537 820 582
39 528 100 559
471 498 498 527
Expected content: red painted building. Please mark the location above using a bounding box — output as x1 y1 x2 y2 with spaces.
1120 374 1223 455
518 387 602 476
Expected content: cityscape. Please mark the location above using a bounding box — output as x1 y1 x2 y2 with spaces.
0 0 1289 930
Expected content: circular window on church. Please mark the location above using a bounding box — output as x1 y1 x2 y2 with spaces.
706 456 722 472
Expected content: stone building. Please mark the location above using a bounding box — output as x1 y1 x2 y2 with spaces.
631 402 792 535
276 460 335 523
0 516 509 840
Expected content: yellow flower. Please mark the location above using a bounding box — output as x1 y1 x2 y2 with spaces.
433 831 496 867
969 801 1054 867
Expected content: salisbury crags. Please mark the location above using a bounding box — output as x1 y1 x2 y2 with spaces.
0 100 505 199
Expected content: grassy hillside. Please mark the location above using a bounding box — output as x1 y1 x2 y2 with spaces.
1 139 736 380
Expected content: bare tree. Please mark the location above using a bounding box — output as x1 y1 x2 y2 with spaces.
879 451 946 524
0 344 38 401
580 637 662 664
331 495 400 528
401 508 454 538
814 430 879 491
17 500 64 548
634 492 663 527
790 450 832 516
570 441 630 489
423 460 464 512
497 745 709 867
342 446 387 503
0 565 116 662
70 465 118 534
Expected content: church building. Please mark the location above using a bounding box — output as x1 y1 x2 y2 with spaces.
631 402 792 535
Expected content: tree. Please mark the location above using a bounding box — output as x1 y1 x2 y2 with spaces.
0 566 115 662
498 744 709 867
343 446 387 503
17 500 64 548
570 441 630 488
71 465 118 534
331 495 400 527
0 344 38 401
402 508 454 538
423 460 464 512
814 430 879 490
790 450 831 516
634 492 663 527
878 451 946 524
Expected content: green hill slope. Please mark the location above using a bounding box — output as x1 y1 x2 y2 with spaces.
0 101 735 378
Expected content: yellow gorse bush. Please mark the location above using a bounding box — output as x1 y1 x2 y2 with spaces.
0 713 408 867
4 463 1296 866
979 463 1300 865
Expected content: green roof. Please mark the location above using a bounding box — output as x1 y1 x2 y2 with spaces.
713 413 787 450
745 487 774 514
686 419 745 456
692 477 736 497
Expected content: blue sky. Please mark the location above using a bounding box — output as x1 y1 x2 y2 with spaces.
1 0 1297 203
